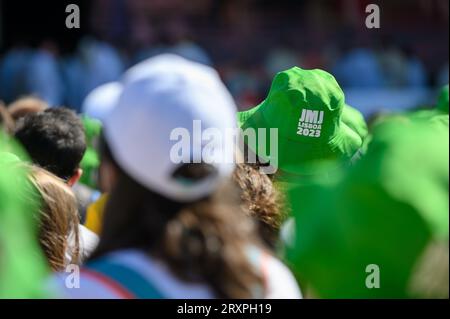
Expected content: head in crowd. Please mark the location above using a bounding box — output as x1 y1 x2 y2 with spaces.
14 107 87 185
0 102 15 135
232 163 286 250
21 165 80 272
287 117 449 298
92 55 264 298
237 66 366 185
7 96 49 121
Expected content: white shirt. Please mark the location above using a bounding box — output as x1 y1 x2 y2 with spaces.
65 225 99 265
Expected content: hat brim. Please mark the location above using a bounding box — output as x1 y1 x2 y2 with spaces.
342 104 368 140
237 103 362 181
237 102 264 127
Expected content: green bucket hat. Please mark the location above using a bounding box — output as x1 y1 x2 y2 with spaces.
342 103 368 143
237 67 363 180
286 118 449 298
79 115 102 189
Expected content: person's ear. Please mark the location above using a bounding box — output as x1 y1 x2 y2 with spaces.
67 168 83 187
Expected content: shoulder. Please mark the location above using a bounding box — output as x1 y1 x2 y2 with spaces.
51 250 215 299
65 225 99 265
264 253 302 299
49 267 126 299
249 246 302 299
78 225 99 258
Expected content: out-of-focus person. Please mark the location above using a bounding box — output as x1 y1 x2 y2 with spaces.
233 163 287 251
7 96 49 121
21 165 81 270
237 66 368 252
13 107 99 256
80 82 123 234
14 107 86 185
0 45 31 104
287 117 448 298
0 142 49 298
332 47 385 88
237 66 366 185
54 54 301 299
63 38 125 111
26 40 64 107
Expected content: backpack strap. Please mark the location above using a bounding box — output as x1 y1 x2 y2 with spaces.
83 258 164 299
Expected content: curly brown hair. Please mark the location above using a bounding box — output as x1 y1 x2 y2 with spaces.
232 163 287 250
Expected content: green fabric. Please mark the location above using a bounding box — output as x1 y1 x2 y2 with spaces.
405 85 449 122
342 104 368 143
0 152 21 165
237 67 363 179
436 84 449 113
80 115 102 188
364 92 450 155
410 111 449 130
287 118 448 298
0 135 49 298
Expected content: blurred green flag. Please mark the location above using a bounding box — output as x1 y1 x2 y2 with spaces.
0 133 49 298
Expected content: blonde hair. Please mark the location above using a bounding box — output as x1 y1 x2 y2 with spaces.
0 102 15 134
232 164 287 249
8 96 49 121
25 165 80 271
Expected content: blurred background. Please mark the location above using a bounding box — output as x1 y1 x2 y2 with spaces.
0 0 448 116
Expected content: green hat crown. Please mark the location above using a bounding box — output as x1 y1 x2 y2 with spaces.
238 67 363 177
258 67 345 143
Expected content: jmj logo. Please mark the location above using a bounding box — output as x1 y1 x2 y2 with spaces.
297 109 324 138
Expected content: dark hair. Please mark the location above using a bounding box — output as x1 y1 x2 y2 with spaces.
14 107 86 180
92 135 264 298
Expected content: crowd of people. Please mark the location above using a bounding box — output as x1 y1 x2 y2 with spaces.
1 0 448 112
0 50 448 298
1 37 447 113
